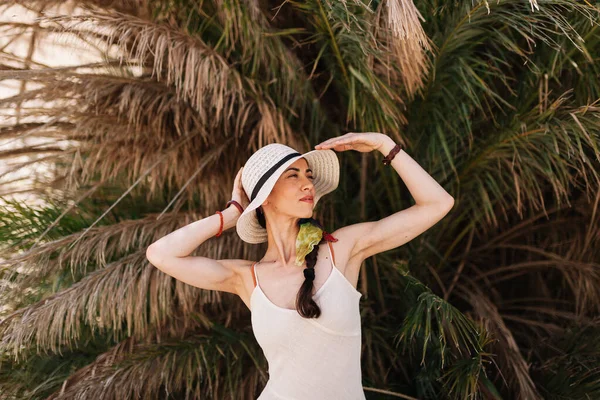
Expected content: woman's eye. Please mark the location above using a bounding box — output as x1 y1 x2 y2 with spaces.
290 174 315 180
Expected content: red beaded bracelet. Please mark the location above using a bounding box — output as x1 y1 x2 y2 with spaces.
214 200 245 238
215 210 224 237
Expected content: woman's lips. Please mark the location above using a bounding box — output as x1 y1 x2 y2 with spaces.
300 198 314 203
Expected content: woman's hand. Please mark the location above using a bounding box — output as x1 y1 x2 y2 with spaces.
231 167 250 211
314 132 388 153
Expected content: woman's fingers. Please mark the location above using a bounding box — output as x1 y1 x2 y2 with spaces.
233 167 243 194
316 136 341 148
316 139 339 148
316 138 352 149
315 133 359 149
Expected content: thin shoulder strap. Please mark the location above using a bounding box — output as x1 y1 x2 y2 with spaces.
251 262 257 288
327 241 336 265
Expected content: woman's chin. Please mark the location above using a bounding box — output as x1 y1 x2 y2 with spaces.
300 207 313 216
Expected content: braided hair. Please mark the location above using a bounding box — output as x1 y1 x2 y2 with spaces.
256 208 324 318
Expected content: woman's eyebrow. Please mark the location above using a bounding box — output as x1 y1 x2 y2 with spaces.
284 167 313 173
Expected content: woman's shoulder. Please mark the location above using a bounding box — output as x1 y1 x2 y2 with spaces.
231 259 261 286
229 259 257 275
325 226 366 264
233 259 260 311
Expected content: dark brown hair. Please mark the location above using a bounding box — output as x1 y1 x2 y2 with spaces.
256 207 323 318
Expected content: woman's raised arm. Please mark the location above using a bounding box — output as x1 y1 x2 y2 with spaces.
146 167 249 294
315 133 454 262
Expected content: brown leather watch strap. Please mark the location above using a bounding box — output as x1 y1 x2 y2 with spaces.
382 143 403 165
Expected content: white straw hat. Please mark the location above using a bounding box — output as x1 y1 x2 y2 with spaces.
236 143 340 244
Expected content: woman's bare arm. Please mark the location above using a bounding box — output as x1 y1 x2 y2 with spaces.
316 134 454 262
146 166 250 295
146 206 244 294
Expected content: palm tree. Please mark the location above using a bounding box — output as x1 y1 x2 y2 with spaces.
1 0 599 399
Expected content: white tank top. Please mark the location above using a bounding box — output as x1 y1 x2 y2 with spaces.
250 241 365 400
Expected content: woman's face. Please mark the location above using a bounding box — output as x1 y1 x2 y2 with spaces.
263 157 315 217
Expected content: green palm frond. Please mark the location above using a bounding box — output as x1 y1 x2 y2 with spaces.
530 319 600 399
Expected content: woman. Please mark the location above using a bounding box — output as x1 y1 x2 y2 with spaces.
146 132 454 399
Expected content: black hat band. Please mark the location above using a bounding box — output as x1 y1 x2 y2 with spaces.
251 152 302 201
